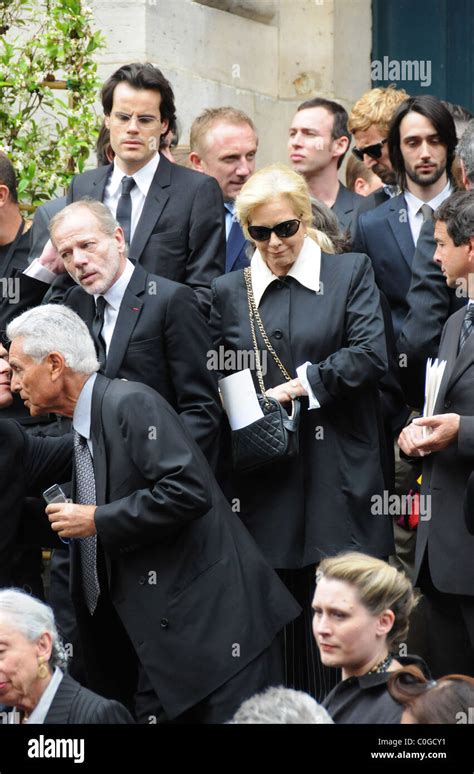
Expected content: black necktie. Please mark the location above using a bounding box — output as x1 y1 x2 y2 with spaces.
116 176 136 245
73 429 100 615
459 305 474 352
92 296 107 369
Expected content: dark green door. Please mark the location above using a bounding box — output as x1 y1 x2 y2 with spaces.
372 0 474 111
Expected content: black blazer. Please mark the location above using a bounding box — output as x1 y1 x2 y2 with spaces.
332 183 365 243
0 266 222 462
43 673 134 724
67 375 299 720
353 193 415 338
0 420 72 586
397 218 466 408
67 154 226 316
414 306 474 595
210 252 394 568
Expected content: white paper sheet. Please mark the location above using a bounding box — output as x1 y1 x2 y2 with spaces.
219 369 264 430
422 358 447 437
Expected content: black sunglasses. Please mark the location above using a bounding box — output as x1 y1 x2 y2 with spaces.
351 138 387 162
248 219 301 242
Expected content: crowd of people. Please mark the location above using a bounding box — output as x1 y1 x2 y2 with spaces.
0 60 474 724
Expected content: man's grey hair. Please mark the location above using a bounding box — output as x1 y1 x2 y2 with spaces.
229 686 334 724
49 199 128 257
0 589 68 670
458 119 474 187
7 304 99 374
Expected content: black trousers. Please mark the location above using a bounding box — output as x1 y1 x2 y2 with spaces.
417 557 474 678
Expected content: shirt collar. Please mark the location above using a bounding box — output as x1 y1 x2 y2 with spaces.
73 372 97 441
109 153 160 198
25 667 64 724
250 235 321 307
404 180 452 218
94 259 134 311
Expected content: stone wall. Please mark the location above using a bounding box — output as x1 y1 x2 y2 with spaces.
90 0 372 167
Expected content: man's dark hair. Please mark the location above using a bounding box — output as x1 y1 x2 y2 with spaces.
297 97 350 169
434 190 474 246
101 62 177 137
0 152 18 203
388 95 457 190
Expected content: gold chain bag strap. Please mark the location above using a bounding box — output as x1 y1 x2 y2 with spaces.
230 268 300 472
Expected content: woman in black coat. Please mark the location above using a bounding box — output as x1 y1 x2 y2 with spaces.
210 164 394 700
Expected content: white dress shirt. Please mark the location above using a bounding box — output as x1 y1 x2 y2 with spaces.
103 153 160 242
250 235 322 409
23 667 64 724
405 180 452 246
94 259 134 353
73 372 97 456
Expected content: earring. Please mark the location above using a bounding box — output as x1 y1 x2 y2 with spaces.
37 656 49 680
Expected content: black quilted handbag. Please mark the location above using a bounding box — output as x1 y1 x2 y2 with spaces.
232 393 300 472
231 268 301 472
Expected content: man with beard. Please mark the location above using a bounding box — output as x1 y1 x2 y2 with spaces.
353 96 456 339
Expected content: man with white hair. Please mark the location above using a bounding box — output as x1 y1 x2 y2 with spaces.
230 686 333 724
7 304 300 723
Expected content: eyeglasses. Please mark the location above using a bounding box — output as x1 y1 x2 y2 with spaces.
247 219 301 242
110 112 161 127
351 138 387 162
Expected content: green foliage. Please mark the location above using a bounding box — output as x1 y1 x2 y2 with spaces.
0 0 104 205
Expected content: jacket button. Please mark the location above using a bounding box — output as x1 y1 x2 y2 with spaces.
444 400 451 409
138 576 146 585
160 618 169 629
273 329 283 339
276 281 284 289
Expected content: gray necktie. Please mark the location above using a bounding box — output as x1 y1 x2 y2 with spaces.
73 429 100 614
419 203 433 223
459 305 474 352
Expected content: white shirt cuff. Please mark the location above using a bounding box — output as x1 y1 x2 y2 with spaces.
296 361 320 409
23 259 56 284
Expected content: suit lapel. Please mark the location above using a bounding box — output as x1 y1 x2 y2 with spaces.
104 266 146 377
90 373 109 507
91 166 111 202
388 195 415 270
129 155 171 262
434 309 466 412
226 220 246 272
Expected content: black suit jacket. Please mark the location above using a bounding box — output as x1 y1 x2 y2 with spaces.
43 673 134 724
0 265 221 462
331 183 365 243
68 375 299 719
397 218 466 408
414 307 474 595
353 193 415 338
67 154 226 316
0 420 72 586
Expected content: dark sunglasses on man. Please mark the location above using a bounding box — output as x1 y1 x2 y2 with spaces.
351 138 387 162
248 219 301 242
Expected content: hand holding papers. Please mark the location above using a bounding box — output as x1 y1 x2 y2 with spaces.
219 369 264 430
422 358 447 438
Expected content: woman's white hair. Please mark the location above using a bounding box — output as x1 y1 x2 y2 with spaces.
0 589 68 670
6 304 99 374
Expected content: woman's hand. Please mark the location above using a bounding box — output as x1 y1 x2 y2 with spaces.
266 378 307 404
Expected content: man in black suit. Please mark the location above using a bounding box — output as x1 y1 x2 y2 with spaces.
397 118 474 409
49 63 225 317
353 96 457 340
189 107 257 273
288 97 363 242
2 200 221 462
398 191 474 677
7 304 300 723
0 154 30 304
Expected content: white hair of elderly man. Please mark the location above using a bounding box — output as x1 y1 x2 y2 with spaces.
229 686 333 724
